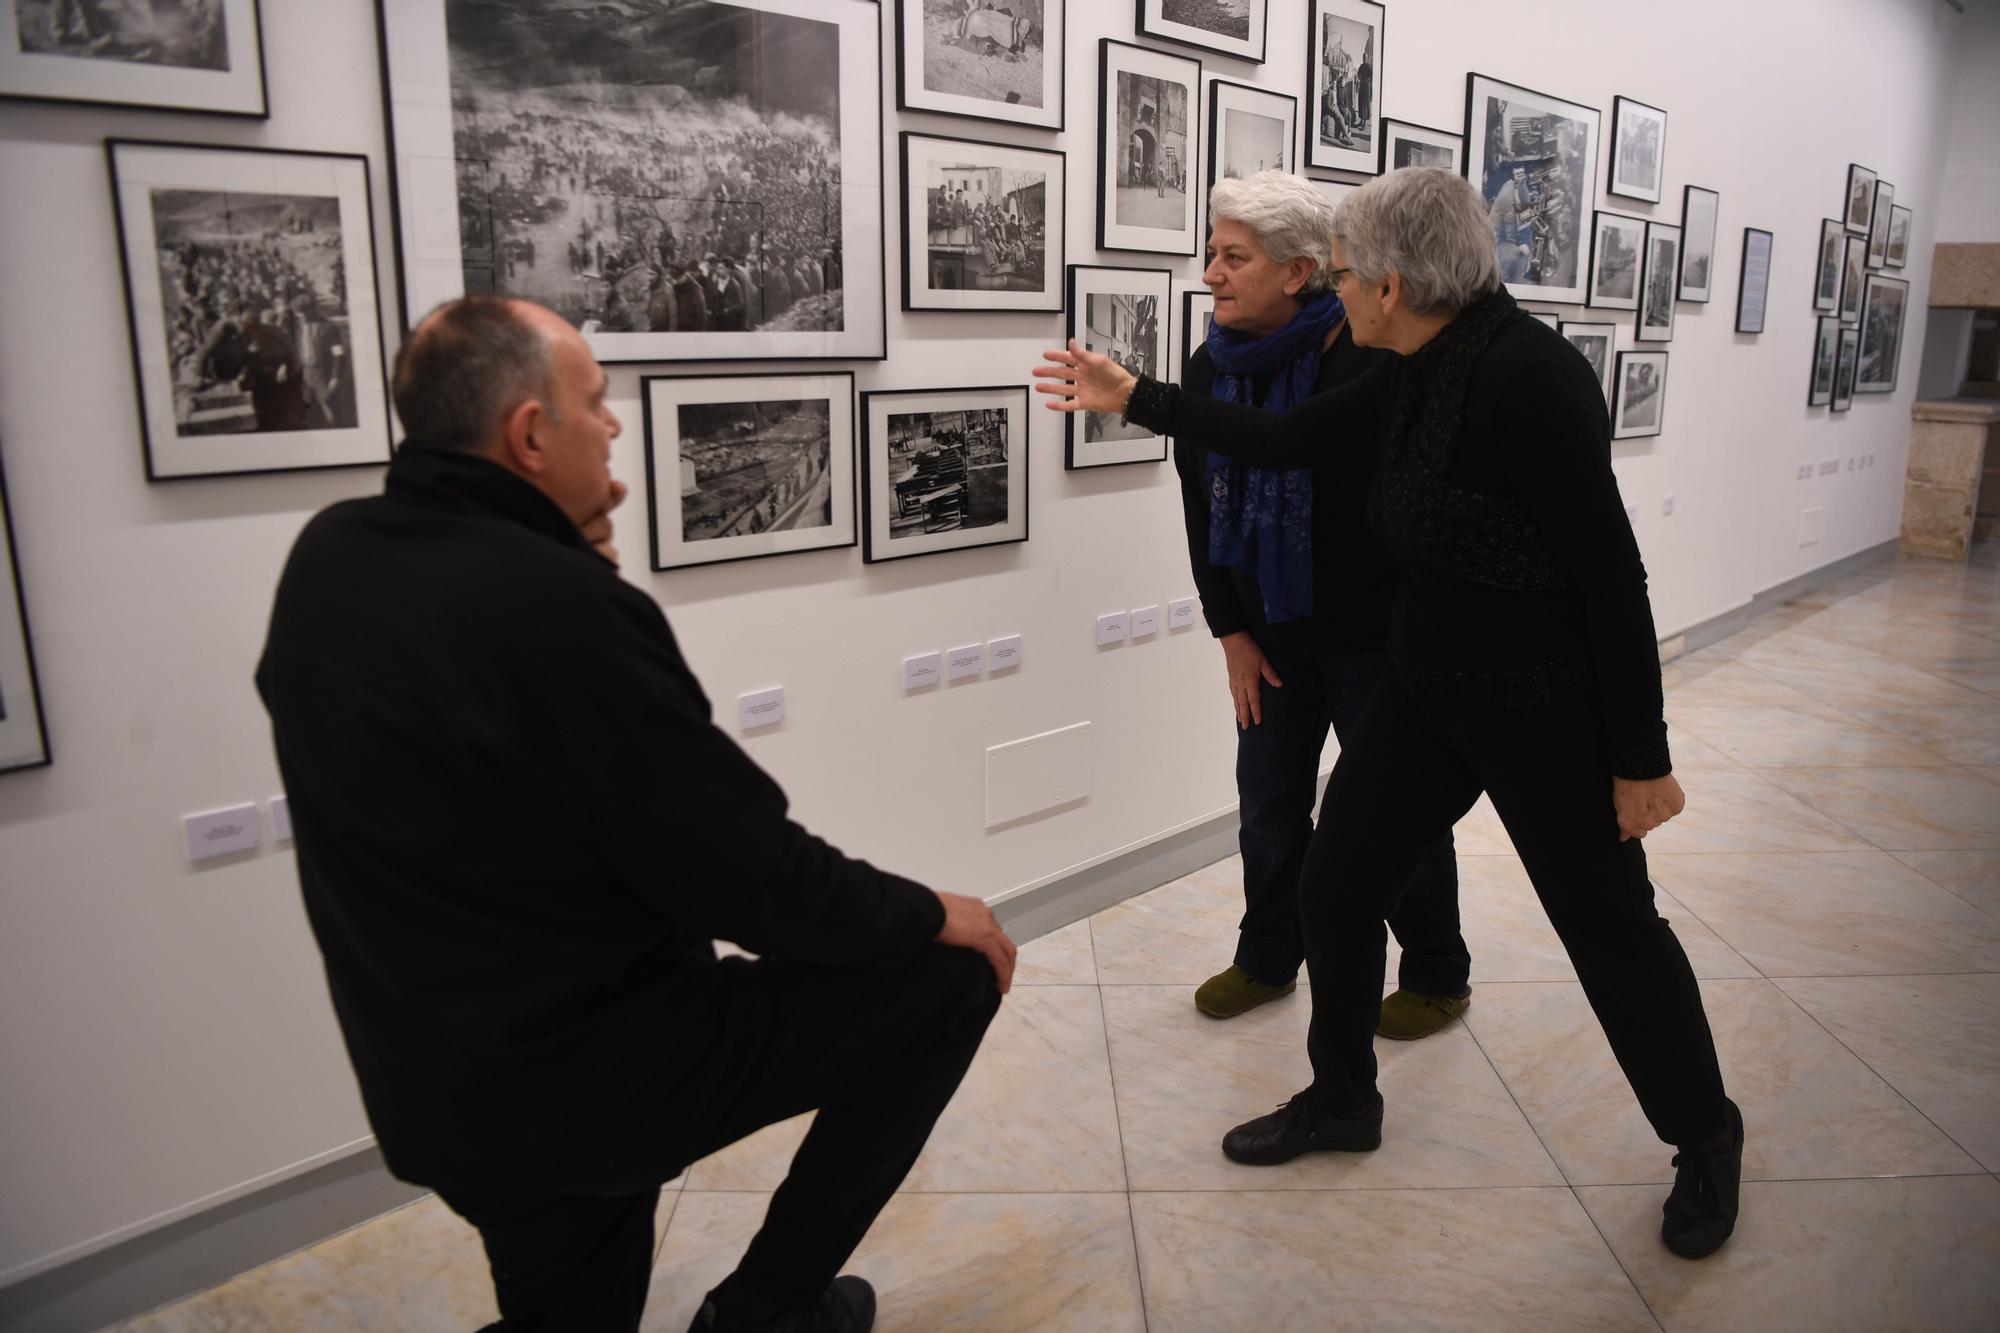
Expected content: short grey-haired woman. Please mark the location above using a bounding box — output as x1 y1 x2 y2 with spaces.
1037 167 1741 1262
1177 170 1472 1036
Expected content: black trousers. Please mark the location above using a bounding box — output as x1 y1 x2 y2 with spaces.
1235 640 1469 995
441 943 1001 1332
1300 663 1728 1147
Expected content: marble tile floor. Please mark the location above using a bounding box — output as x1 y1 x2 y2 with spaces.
113 550 2000 1331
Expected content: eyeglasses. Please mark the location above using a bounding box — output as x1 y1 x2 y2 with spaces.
1326 267 1354 286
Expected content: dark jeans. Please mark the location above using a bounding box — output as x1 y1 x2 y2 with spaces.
1301 663 1728 1146
441 943 1001 1332
1234 638 1470 996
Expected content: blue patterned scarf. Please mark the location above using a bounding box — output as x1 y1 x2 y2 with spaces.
1205 290 1345 624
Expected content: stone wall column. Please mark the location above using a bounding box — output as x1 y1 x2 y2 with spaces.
1902 399 2000 560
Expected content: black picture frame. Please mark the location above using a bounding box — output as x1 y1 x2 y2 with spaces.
1867 180 1896 270
1856 273 1910 395
895 0 1065 131
1378 118 1464 175
1678 185 1720 303
899 131 1065 314
1844 163 1878 235
1206 77 1298 196
1136 0 1269 64
1305 0 1385 176
1096 39 1204 257
1832 326 1859 411
1066 264 1172 469
1808 315 1839 408
377 0 887 365
1735 228 1773 335
860 385 1031 564
1606 95 1667 204
1611 349 1668 441
1464 71 1602 306
640 371 858 572
1813 218 1845 313
1886 205 1913 270
1635 220 1681 343
1179 288 1215 381
1560 318 1617 407
1838 234 1868 325
1587 209 1646 312
1 0 267 117
106 138 396 482
0 442 51 774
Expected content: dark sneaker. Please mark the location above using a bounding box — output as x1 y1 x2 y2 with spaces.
1221 1089 1383 1165
1377 987 1472 1040
1195 964 1297 1019
1661 1098 1744 1260
688 1275 876 1332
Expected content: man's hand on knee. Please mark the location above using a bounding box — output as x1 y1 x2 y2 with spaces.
934 891 1017 994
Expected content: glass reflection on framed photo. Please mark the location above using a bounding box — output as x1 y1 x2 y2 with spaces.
1 0 264 115
107 139 394 481
1808 315 1839 409
1096 39 1203 257
1677 185 1718 303
1560 319 1616 407
1464 72 1600 306
1137 0 1268 64
1611 349 1667 441
1066 264 1171 469
641 371 856 572
0 443 50 774
1179 287 1215 382
1607 95 1666 204
900 132 1063 314
1587 210 1645 312
1635 220 1680 344
1832 326 1859 412
1736 228 1772 335
1813 218 1844 313
861 385 1029 564
1305 0 1383 177
1379 118 1462 175
896 0 1063 131
1856 274 1909 396
1886 205 1912 270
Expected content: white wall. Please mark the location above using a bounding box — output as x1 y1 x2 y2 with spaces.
1938 0 2000 243
0 0 1971 1284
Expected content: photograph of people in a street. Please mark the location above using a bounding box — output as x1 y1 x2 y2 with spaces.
676 399 834 543
15 0 229 68
1097 41 1201 255
1083 291 1159 444
1467 74 1598 304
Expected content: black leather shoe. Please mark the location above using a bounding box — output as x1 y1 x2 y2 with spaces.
688 1275 876 1332
1662 1098 1744 1260
1221 1089 1383 1165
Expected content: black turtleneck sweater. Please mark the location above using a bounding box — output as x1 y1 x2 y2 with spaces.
1126 291 1671 780
256 446 944 1194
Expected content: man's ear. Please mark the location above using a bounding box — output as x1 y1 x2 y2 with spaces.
498 396 545 477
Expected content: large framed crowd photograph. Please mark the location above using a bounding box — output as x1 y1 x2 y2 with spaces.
1736 227 1773 335
1867 180 1896 269
106 139 394 482
1207 78 1296 193
641 371 857 572
1464 72 1600 306
1606 95 1666 204
0 444 50 774
2 0 265 116
1137 0 1267 64
378 0 886 365
1611 349 1667 441
895 0 1062 132
1179 287 1215 380
1096 39 1203 257
1813 217 1845 313
1856 273 1909 395
1587 209 1645 312
1066 264 1171 469
1560 318 1617 407
1844 162 1878 235
1304 0 1383 176
1379 118 1462 175
860 386 1029 563
900 132 1063 314
1808 315 1839 408
1677 185 1719 303
1635 220 1681 344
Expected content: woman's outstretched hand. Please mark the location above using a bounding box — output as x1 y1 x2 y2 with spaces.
1034 338 1139 415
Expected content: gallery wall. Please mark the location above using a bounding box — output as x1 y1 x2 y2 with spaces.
0 0 1976 1286
1937 0 2000 244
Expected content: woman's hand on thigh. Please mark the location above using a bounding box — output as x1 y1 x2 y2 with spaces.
1612 774 1686 841
1219 631 1283 729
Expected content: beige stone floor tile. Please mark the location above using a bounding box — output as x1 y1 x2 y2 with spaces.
1847 700 2000 765
1657 657 1835 712
1640 768 1872 854
1100 984 1561 1191
1130 1187 1654 1333
1087 858 1251 985
1796 613 2000 667
226 1195 497 1331
1659 728 1741 769
1010 918 1097 985
1576 1175 2000 1332
1646 850 2000 976
1974 765 2000 783
1775 973 2000 1172
1732 624 1895 670
1757 765 2000 850
1452 793 1516 855
1464 979 1982 1185
643 1192 1146 1332
1665 702 1950 768
1742 652 1994 715
110 1292 282 1332
683 985 1124 1193
1891 847 2000 916
1931 657 2000 696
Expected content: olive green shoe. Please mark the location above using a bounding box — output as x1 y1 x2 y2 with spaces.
1195 965 1297 1019
1377 987 1472 1040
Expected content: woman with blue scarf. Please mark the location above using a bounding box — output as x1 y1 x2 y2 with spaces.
1174 171 1471 1034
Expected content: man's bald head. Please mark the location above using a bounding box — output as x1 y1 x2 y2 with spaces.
392 297 560 454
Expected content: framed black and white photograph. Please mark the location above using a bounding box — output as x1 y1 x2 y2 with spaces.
107 139 393 482
1096 39 1202 256
1305 0 1383 176
1066 264 1170 468
0 444 50 774
1678 185 1719 303
1611 349 1667 441
379 0 885 364
1856 273 1909 395
641 371 856 571
861 385 1028 563
895 0 1062 131
1813 217 1845 313
1867 180 1896 269
1179 287 1215 380
1560 319 1616 407
1606 95 1666 204
2 0 264 116
1844 163 1878 235
1207 78 1296 193
901 132 1062 313
1379 118 1462 175
1465 72 1601 306
1526 310 1560 330
1832 326 1859 412
1736 227 1772 335
1839 233 1867 325
1137 0 1267 64
1635 220 1680 344
1587 209 1645 312
1808 315 1839 408
1886 204 1912 270
1308 177 1357 212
